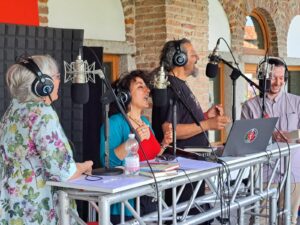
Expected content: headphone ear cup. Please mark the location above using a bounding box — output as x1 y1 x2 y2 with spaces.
173 51 188 67
284 67 289 82
32 74 54 97
173 42 187 67
116 88 131 106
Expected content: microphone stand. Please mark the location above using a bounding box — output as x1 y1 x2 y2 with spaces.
168 85 200 157
99 89 124 175
229 68 241 122
98 81 146 175
90 49 163 221
170 98 177 157
217 57 266 121
168 83 221 162
261 76 268 118
84 47 142 175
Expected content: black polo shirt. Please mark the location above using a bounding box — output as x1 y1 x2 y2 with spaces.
152 75 209 149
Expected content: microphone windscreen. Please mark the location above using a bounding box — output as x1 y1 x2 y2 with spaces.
259 78 271 98
152 88 168 107
71 83 89 104
205 63 218 78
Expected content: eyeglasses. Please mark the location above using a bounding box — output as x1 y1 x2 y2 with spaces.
83 173 103 181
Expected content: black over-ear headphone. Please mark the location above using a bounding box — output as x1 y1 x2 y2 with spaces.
19 58 54 97
115 76 131 108
257 56 289 82
172 40 188 67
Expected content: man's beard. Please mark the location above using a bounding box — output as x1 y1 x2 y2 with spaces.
191 67 200 78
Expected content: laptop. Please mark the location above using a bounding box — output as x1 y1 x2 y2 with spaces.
222 117 278 157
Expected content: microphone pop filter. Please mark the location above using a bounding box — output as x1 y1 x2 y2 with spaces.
205 63 218 78
71 83 89 104
152 88 168 107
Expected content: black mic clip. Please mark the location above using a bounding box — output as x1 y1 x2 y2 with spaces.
208 53 221 64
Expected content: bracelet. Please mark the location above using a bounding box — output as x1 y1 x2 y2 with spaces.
160 143 167 150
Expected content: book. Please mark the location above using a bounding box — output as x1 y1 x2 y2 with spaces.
286 129 300 141
140 170 178 178
140 162 180 172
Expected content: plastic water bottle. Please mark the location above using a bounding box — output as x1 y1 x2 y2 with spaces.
124 133 140 175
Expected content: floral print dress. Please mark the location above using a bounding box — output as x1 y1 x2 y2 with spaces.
0 99 77 225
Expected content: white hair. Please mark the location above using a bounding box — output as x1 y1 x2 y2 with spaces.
6 55 59 102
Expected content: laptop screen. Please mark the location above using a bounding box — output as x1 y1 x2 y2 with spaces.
222 117 278 157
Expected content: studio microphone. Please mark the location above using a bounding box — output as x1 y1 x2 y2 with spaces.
258 60 273 98
205 38 221 78
70 55 89 104
64 53 104 104
151 65 169 106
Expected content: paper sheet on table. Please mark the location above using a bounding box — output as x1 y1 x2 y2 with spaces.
69 175 149 191
66 157 220 192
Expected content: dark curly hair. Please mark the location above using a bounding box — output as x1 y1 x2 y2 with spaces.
110 70 150 115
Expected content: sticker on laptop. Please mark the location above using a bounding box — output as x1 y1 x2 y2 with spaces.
244 128 258 143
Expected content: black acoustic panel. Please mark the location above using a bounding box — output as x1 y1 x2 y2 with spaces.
16 37 26 48
16 26 26 36
0 36 4 47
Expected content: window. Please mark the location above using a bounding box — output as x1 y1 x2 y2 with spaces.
287 66 300 95
103 54 120 83
244 64 259 99
244 12 269 55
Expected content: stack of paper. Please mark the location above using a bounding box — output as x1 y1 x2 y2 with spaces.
139 162 179 178
286 129 300 141
140 170 178 178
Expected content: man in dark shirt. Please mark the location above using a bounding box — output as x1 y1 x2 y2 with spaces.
152 38 230 148
152 38 230 224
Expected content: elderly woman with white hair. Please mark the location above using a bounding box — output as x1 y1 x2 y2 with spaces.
0 55 93 225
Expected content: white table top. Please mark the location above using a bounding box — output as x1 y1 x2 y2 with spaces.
47 143 299 193
47 157 220 193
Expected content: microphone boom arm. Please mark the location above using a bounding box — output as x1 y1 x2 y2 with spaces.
217 56 265 93
215 55 265 122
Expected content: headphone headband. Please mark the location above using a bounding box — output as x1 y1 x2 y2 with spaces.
19 58 43 77
257 56 288 82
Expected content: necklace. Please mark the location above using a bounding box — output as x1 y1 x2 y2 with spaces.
128 114 143 127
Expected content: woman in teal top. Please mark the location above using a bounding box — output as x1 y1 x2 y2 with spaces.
100 70 172 224
100 113 152 168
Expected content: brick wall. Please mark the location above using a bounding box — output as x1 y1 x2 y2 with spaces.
121 0 136 45
219 0 300 57
165 0 210 109
38 0 48 26
132 0 210 110
134 0 166 71
38 0 300 111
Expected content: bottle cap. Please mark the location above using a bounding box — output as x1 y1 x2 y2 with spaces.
128 133 135 139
